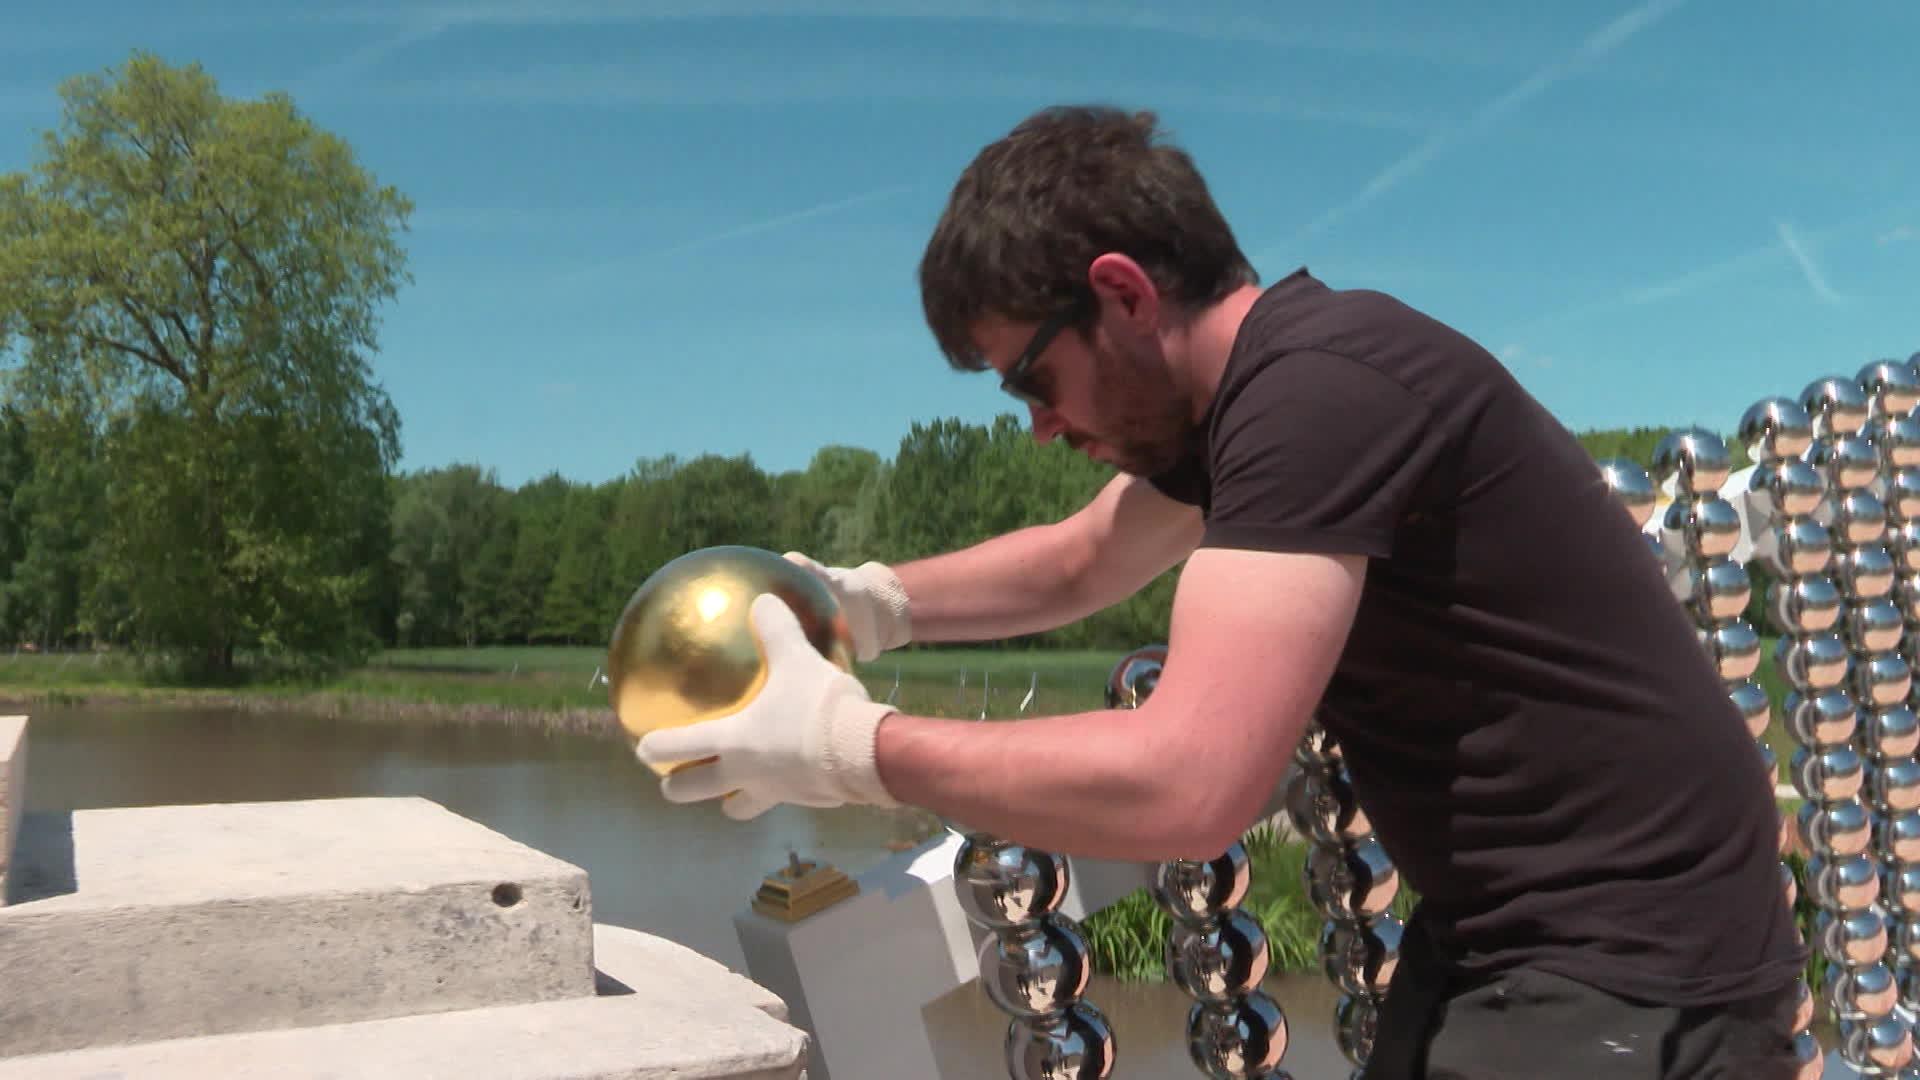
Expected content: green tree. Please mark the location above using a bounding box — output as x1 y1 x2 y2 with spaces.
0 53 411 677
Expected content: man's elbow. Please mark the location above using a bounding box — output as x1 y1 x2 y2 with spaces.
1136 757 1281 862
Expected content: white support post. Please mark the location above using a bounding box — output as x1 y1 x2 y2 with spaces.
732 830 1156 1080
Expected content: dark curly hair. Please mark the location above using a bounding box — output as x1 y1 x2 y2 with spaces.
918 105 1259 372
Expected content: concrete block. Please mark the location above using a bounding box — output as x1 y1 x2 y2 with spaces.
0 923 808 1080
0 796 594 1057
0 715 22 906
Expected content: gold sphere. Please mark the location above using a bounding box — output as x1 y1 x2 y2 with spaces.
607 545 855 776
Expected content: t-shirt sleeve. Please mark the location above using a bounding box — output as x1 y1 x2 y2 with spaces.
1202 349 1438 558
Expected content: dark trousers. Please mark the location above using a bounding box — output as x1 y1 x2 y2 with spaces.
1362 917 1804 1079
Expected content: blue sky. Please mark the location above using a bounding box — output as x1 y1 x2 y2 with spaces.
3 1 1915 488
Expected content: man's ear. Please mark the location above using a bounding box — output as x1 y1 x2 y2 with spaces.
1086 253 1160 328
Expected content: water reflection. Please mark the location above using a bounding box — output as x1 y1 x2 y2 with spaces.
18 702 1349 1077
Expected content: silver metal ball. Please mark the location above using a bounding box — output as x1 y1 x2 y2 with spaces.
1826 962 1898 1021
1852 654 1913 709
1893 916 1920 964
1798 799 1872 857
1859 359 1920 416
1792 744 1865 803
1319 916 1403 998
1661 496 1740 560
1186 993 1290 1080
1888 522 1920 573
1786 690 1858 748
1809 434 1881 489
1775 635 1852 693
1304 838 1400 922
1783 862 1799 909
1793 1030 1823 1080
979 915 1094 1021
1887 864 1920 916
1834 546 1897 601
1596 457 1657 528
1167 908 1272 1005
1105 644 1167 710
956 836 1070 930
1750 458 1827 519
1866 703 1920 753
1292 725 1342 769
1334 993 1378 1068
1651 429 1733 495
1152 844 1252 924
1688 561 1752 623
1764 519 1835 579
1877 809 1920 863
1841 1014 1915 1071
1869 759 1920 814
1872 416 1920 470
1886 467 1920 520
1769 578 1843 636
1287 762 1372 846
1700 621 1761 683
1806 852 1881 910
1801 376 1871 437
1729 680 1771 740
1005 1001 1116 1080
1740 397 1816 463
1819 909 1891 967
1895 574 1920 620
1832 489 1891 547
1845 599 1907 654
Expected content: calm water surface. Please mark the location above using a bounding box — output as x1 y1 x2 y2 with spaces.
19 702 1353 1077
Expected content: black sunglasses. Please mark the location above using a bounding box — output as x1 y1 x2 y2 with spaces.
999 301 1088 409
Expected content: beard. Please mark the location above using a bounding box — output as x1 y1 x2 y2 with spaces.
1074 343 1199 477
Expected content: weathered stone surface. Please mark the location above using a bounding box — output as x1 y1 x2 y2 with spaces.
0 796 594 1057
0 715 22 906
0 921 808 1079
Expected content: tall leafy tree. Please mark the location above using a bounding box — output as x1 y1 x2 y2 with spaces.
0 53 410 676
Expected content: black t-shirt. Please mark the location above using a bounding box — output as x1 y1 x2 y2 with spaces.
1150 268 1804 1005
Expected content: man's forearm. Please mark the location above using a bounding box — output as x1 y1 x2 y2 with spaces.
872 708 1244 862
892 524 1095 643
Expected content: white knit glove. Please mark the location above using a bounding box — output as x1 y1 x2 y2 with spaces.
635 592 901 821
782 552 912 663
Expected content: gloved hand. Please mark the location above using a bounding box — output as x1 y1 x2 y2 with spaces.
636 591 901 820
782 551 912 663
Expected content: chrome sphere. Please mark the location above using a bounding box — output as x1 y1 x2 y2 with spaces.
1864 705 1920 758
606 544 854 775
1764 519 1835 578
1750 458 1827 519
1167 909 1272 1005
1834 546 1897 601
1797 799 1872 858
1792 745 1866 803
1887 467 1920 520
1889 521 1920 572
1880 810 1920 863
979 915 1094 1021
1870 759 1920 814
1729 680 1771 740
1769 578 1843 636
1845 599 1907 654
1701 621 1761 683
1186 993 1290 1080
1820 909 1892 967
1334 993 1377 1068
1740 397 1815 462
1005 1002 1117 1080
1832 489 1890 547
1786 690 1857 749
1286 762 1371 845
955 836 1069 929
1152 844 1252 924
1775 635 1852 693
1809 435 1881 489
1889 864 1920 916
1292 725 1342 769
1801 375 1871 437
1806 853 1881 910
1651 429 1733 495
1896 573 1920 620
1318 916 1403 998
1596 457 1657 527
1859 359 1920 416
1304 838 1401 922
1661 496 1740 560
1825 962 1898 1021
1105 644 1168 710
1842 1016 1915 1071
1853 654 1913 709
1687 560 1752 622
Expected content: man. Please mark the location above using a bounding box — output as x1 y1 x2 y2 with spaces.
636 105 1806 1077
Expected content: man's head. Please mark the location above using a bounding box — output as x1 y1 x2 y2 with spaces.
918 105 1259 476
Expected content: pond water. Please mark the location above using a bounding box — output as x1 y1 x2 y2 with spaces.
16 701 1357 1077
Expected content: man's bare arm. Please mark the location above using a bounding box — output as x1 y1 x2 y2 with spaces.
896 473 1203 643
873 547 1364 862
